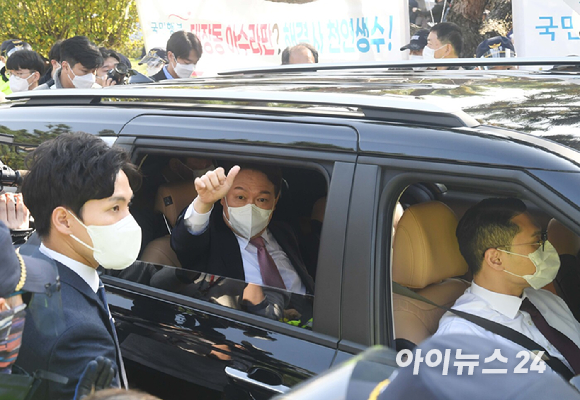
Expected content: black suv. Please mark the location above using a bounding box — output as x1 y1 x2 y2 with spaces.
1 60 580 399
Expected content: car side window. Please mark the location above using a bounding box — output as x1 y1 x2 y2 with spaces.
111 154 327 330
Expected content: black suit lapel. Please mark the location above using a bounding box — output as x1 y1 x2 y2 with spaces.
212 206 246 281
54 261 115 337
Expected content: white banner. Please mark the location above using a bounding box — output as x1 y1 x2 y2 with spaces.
136 0 410 74
513 0 580 58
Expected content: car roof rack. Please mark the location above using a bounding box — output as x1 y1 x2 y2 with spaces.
7 88 479 128
218 56 580 75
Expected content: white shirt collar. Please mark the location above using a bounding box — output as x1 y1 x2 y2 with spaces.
39 243 100 293
470 282 526 319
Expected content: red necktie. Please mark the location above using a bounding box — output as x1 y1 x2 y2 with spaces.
250 237 286 289
520 298 580 374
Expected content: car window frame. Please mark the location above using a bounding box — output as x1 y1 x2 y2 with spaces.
348 156 580 351
107 133 357 347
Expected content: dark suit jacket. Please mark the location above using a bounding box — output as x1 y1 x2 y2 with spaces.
149 68 170 82
16 257 120 400
171 203 315 294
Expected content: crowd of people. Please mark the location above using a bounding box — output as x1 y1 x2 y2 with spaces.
0 13 517 103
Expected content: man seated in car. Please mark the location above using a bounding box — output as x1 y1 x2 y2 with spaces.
171 164 314 295
436 198 580 377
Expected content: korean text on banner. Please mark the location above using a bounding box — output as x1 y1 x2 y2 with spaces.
513 0 580 59
136 0 410 74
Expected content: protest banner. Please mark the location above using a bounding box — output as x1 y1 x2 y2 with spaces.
136 0 410 74
513 0 580 58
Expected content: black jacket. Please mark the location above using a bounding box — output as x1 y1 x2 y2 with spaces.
171 203 315 294
149 68 170 82
16 257 121 400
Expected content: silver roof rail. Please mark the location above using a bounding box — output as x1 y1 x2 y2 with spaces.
218 56 580 75
7 88 479 128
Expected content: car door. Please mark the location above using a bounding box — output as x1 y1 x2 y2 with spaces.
104 112 359 399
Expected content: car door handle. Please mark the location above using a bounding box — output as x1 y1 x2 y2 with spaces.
225 366 290 394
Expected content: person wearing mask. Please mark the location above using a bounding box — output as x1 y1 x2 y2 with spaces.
149 31 202 82
5 50 45 92
0 39 33 95
35 36 107 90
96 47 120 87
436 198 580 378
281 43 318 65
475 36 517 70
400 29 429 60
423 22 463 69
171 164 314 296
15 132 143 400
38 40 62 87
139 47 167 77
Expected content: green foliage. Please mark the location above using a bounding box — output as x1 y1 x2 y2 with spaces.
0 0 142 59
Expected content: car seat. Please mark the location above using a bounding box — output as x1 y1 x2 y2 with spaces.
140 181 198 267
392 201 470 348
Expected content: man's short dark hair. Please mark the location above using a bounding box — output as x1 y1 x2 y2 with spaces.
99 47 121 63
430 22 463 57
6 50 45 74
48 40 63 63
232 163 283 197
22 132 142 238
166 31 203 60
60 36 103 69
281 43 319 65
456 198 527 276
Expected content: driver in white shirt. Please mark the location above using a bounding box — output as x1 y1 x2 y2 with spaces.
436 197 580 375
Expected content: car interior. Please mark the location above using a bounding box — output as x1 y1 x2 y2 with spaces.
111 153 328 325
390 181 580 351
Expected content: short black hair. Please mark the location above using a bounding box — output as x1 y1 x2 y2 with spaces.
430 22 463 57
166 31 203 60
226 163 283 197
456 198 527 276
6 50 45 74
99 47 121 63
281 43 319 65
22 132 142 238
48 40 63 62
60 36 103 69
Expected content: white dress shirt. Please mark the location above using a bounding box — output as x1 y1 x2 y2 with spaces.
184 203 306 294
39 243 100 293
436 282 580 371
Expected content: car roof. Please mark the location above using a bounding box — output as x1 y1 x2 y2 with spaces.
4 59 580 170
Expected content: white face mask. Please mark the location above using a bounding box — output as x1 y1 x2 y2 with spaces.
68 211 142 270
9 73 34 92
67 66 96 89
171 57 195 79
223 198 273 240
422 44 447 60
500 240 561 289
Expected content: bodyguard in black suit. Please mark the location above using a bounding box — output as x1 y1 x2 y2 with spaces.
148 30 202 82
17 258 121 400
171 164 315 295
15 132 143 399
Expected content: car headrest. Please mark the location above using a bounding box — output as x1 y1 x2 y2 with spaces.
393 201 468 289
154 181 198 228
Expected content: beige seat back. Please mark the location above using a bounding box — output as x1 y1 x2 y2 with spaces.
392 201 469 345
141 181 197 267
154 180 198 228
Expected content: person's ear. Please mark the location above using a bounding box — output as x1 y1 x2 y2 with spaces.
52 206 73 235
31 71 40 83
483 247 504 271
